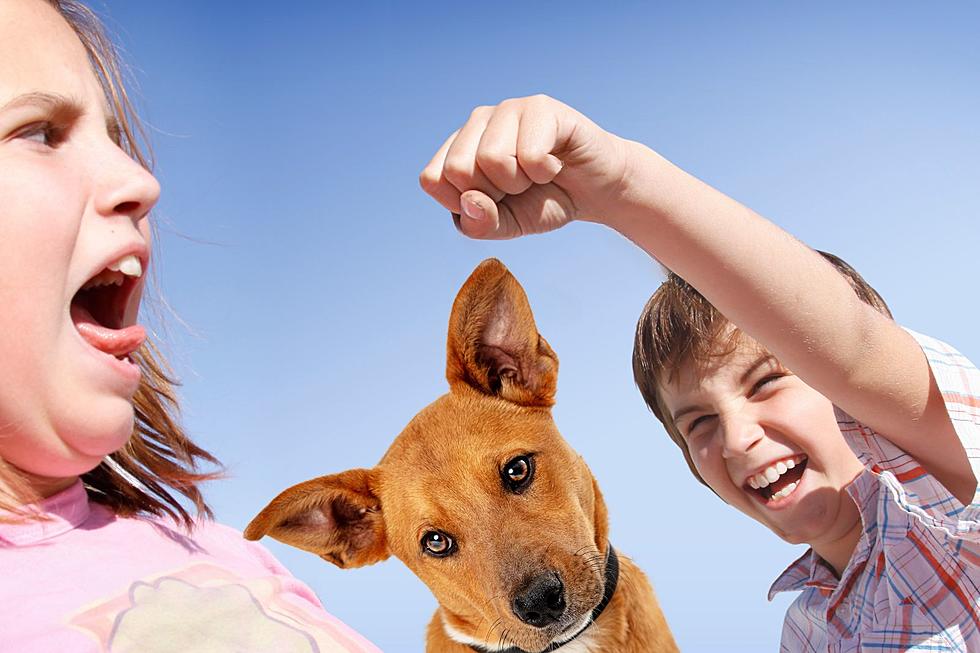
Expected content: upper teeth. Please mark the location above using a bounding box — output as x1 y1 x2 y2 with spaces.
108 255 142 277
81 255 142 291
747 456 803 490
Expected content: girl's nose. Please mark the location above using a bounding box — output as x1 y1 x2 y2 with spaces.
93 141 161 221
719 411 763 459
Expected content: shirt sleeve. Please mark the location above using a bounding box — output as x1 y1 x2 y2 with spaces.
911 330 980 508
835 329 980 553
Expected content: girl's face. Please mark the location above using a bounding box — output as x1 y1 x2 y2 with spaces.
0 0 160 496
659 336 866 572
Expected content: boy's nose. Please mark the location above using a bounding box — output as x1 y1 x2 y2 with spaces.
720 412 763 459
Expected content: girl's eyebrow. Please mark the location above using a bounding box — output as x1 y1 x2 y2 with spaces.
0 91 83 116
1 91 119 142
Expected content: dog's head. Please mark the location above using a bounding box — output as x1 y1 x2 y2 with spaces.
245 259 610 652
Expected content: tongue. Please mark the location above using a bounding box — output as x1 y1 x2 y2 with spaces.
71 303 146 357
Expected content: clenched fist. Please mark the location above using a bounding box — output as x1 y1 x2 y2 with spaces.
419 95 633 240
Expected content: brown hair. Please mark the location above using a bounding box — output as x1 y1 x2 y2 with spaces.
632 251 892 487
0 1 221 527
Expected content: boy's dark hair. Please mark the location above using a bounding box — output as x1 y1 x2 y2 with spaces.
632 251 892 487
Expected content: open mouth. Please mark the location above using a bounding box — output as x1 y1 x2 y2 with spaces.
70 255 146 361
745 455 808 503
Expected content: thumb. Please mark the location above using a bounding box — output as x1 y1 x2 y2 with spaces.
453 191 511 240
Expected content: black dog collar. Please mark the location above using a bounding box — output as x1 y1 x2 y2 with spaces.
467 544 620 653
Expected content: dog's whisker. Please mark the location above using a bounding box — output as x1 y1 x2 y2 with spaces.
482 616 502 643
476 593 508 642
499 627 514 649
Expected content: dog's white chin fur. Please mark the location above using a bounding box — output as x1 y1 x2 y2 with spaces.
441 612 596 652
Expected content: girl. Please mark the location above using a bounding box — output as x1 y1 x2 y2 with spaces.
0 2 379 651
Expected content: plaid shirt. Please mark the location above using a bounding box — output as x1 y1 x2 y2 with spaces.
769 331 980 652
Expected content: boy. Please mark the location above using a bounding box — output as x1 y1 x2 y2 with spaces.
419 95 980 649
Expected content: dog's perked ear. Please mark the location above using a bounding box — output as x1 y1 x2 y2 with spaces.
243 468 390 569
446 258 559 407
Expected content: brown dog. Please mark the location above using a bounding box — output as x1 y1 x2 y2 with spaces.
245 259 677 652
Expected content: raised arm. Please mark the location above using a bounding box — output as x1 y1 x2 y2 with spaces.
420 95 975 504
610 146 972 502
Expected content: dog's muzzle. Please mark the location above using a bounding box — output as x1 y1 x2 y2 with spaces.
466 543 621 653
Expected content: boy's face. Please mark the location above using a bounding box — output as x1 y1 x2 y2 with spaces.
659 335 865 554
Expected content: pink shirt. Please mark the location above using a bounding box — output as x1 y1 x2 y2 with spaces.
770 331 980 651
0 482 381 653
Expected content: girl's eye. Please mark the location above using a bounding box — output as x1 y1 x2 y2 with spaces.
16 122 63 147
420 531 456 558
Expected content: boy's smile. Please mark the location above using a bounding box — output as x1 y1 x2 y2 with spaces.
744 453 807 504
660 335 866 574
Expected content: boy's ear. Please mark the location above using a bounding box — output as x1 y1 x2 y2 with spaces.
244 468 389 569
446 258 558 407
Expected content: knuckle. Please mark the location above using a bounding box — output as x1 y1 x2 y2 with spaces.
441 156 471 187
469 105 493 121
517 146 548 167
475 147 511 173
418 167 440 191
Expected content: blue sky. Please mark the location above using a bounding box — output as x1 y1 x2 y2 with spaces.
97 2 979 651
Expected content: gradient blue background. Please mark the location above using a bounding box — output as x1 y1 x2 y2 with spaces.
95 2 979 651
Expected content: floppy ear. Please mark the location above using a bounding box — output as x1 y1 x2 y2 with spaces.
244 468 389 569
446 258 558 407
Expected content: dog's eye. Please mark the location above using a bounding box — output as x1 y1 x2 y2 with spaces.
501 455 535 493
421 531 455 558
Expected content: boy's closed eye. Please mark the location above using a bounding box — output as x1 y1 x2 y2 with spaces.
680 372 790 438
751 373 786 395
684 414 716 440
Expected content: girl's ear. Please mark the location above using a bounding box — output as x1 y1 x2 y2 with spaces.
244 468 389 569
445 258 559 407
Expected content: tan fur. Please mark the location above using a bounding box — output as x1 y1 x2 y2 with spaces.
246 259 677 652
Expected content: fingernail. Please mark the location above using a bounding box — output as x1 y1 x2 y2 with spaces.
461 196 485 221
550 155 564 175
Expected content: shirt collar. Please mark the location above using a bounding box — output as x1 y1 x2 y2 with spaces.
0 479 91 546
767 466 881 600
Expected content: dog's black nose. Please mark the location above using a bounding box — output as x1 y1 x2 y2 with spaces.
512 572 566 627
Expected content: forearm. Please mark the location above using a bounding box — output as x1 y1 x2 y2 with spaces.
592 140 916 418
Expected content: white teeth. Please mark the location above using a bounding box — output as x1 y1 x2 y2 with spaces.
80 255 143 291
81 269 125 290
747 456 805 491
108 254 142 278
769 481 799 502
